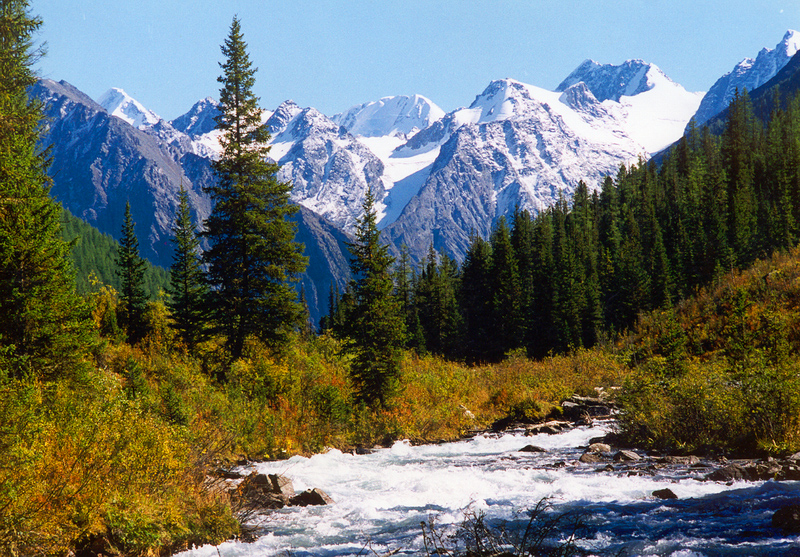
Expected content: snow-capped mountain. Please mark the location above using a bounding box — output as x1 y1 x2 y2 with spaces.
264 100 387 233
34 79 352 324
333 95 445 138
98 87 161 129
170 97 220 138
382 74 700 260
691 30 800 127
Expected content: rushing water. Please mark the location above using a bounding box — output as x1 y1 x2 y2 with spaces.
177 422 800 556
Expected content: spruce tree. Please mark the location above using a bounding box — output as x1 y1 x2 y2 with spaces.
0 1 93 378
345 188 405 407
168 184 207 350
203 16 307 360
116 202 148 343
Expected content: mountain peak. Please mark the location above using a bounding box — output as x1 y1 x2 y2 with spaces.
556 59 667 102
97 87 161 129
170 97 220 138
333 94 445 138
691 29 800 127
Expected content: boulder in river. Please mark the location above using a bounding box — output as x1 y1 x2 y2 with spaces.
519 445 547 453
579 452 604 464
290 488 335 507
613 450 642 462
236 473 296 510
652 488 678 500
587 443 611 454
772 504 800 533
704 463 747 482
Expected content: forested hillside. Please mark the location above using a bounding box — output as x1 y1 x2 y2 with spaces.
326 89 800 364
61 208 169 297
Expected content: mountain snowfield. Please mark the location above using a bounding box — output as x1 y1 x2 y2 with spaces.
78 29 799 264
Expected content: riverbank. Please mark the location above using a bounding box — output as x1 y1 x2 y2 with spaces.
176 417 800 557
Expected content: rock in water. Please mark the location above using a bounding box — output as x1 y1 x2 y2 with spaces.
653 488 678 500
290 488 335 506
772 504 800 533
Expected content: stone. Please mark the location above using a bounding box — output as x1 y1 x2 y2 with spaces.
587 443 611 454
613 450 642 462
705 463 747 482
290 488 335 507
772 504 800 533
236 472 296 510
579 452 604 464
519 445 547 453
653 488 678 500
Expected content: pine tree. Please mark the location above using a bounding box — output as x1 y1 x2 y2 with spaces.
459 233 494 362
345 188 405 407
202 16 307 361
116 202 148 343
167 184 207 350
0 0 93 378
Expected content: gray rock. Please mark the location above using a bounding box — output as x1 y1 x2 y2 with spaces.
579 452 604 464
705 463 747 482
613 450 641 462
290 488 335 507
587 443 611 454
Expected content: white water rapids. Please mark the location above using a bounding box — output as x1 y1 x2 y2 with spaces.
177 422 800 556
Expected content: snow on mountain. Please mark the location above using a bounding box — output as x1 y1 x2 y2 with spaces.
691 30 800 127
97 87 161 129
557 59 656 102
170 97 220 138
333 95 445 138
264 101 387 233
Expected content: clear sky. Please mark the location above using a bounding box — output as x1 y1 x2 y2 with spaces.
34 0 800 121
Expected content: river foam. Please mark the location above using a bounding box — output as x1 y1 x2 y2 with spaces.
176 423 800 556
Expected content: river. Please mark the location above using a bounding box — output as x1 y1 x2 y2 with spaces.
176 421 800 556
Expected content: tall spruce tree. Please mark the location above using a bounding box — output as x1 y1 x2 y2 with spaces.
168 185 207 350
115 202 148 343
202 16 307 361
346 188 405 407
0 1 93 378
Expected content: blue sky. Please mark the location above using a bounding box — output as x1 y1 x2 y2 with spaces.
35 0 800 121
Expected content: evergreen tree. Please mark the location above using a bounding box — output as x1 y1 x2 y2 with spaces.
116 202 148 343
489 217 522 357
202 16 307 361
459 233 494 362
345 188 405 407
393 245 425 351
167 184 207 350
0 0 93 378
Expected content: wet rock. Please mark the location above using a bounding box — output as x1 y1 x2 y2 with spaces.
653 488 678 500
236 472 296 510
613 450 641 462
660 455 700 466
587 443 611 454
525 421 568 436
772 504 800 533
560 396 615 421
705 463 747 482
579 452 604 464
290 488 335 507
519 445 547 453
